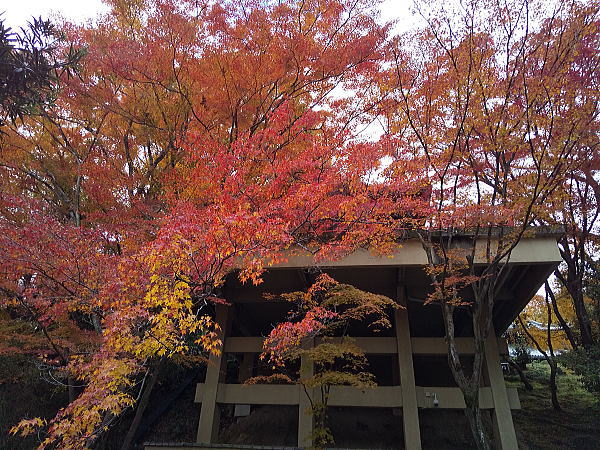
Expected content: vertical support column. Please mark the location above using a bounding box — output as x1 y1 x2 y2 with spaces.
395 284 422 450
484 333 518 450
298 338 314 448
196 304 229 443
238 352 254 383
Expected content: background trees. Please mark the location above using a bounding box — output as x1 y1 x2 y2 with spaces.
0 16 83 126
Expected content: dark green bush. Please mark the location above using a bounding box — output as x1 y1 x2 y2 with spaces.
561 345 600 395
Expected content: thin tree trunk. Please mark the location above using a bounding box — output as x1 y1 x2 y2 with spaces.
548 360 561 411
544 293 561 411
545 281 578 349
517 316 561 411
503 356 533 391
67 374 77 403
442 303 493 450
121 358 166 450
420 236 493 450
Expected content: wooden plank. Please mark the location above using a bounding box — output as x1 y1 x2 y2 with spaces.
219 384 299 405
196 305 228 443
269 238 561 268
396 285 422 450
314 336 398 354
223 336 508 356
485 334 519 449
411 337 508 355
415 387 520 410
506 387 521 409
412 337 472 354
226 336 399 354
195 383 520 409
328 386 402 407
196 383 299 405
416 387 492 409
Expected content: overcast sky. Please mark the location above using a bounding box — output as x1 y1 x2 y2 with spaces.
2 0 417 31
3 0 108 28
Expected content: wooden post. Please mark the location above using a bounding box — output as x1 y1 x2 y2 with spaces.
395 284 422 450
238 352 254 383
484 333 518 450
196 304 228 443
298 338 314 448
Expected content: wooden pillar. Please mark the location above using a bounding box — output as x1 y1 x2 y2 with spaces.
484 333 518 450
238 352 254 383
395 284 422 450
298 338 314 448
196 304 229 443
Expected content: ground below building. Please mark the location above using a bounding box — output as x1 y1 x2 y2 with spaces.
1 358 599 449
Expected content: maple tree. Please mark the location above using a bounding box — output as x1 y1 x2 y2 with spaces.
537 0 600 351
547 169 600 349
251 273 398 447
369 0 600 447
1 0 395 447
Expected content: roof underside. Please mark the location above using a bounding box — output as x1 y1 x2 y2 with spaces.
224 237 561 336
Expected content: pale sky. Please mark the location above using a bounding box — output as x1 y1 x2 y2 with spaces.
2 0 418 31
2 0 109 28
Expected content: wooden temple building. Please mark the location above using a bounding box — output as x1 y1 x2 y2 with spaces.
146 235 561 450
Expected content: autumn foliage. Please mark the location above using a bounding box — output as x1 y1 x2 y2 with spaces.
0 0 598 448
253 274 398 446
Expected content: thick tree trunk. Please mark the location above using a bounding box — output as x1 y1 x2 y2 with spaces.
464 392 492 450
554 256 595 348
573 290 595 348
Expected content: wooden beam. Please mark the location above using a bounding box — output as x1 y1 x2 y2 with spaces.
314 336 398 354
412 337 509 355
396 284 422 450
328 386 402 407
219 384 300 405
196 305 228 444
195 383 520 410
223 336 508 355
415 386 519 409
485 334 519 450
224 337 263 353
271 237 561 269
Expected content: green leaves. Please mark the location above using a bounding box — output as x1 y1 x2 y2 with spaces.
0 16 84 126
